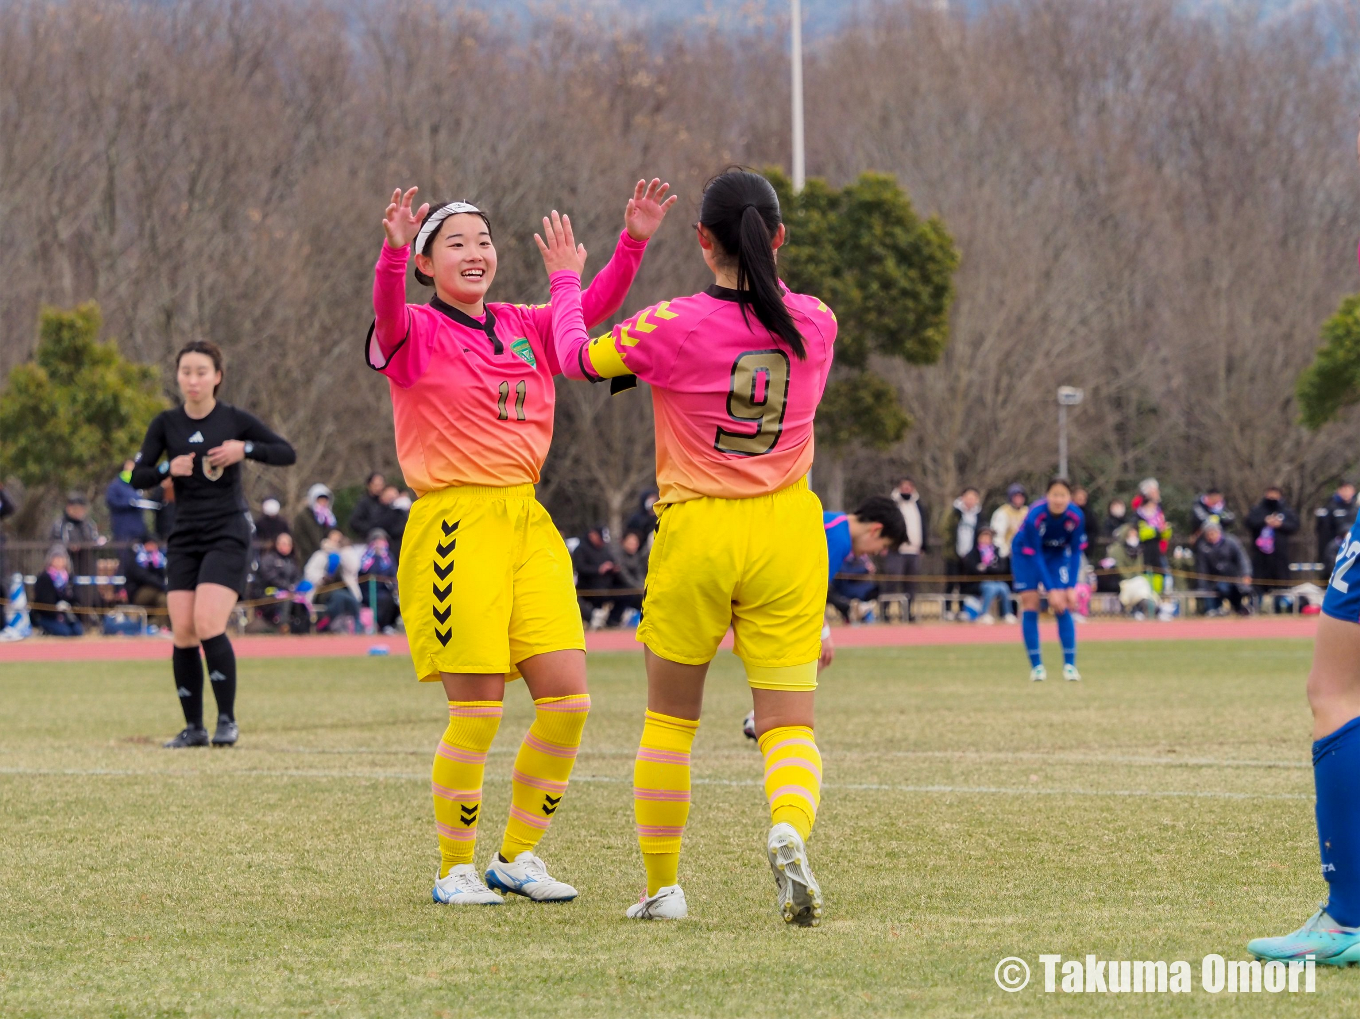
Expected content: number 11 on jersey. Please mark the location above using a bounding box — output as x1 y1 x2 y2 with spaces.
497 380 527 422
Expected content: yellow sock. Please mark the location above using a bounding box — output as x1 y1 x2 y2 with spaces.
432 700 502 878
633 709 698 895
758 725 822 841
499 693 590 860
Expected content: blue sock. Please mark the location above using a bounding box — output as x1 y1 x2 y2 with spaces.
1021 611 1041 667
1055 611 1076 667
1316 715 1360 927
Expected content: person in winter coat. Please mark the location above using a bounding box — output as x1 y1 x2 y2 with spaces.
624 490 660 545
348 473 388 540
254 495 291 546
293 483 337 567
884 479 929 610
1194 519 1253 615
1190 487 1236 546
959 526 1014 622
105 460 152 541
253 532 308 633
304 529 364 632
1247 486 1300 608
1101 498 1128 542
49 492 104 578
120 536 168 610
615 530 649 620
1110 524 1157 619
572 525 626 626
1315 482 1357 565
1131 479 1172 592
988 484 1028 558
944 487 983 615
33 545 83 636
358 528 400 630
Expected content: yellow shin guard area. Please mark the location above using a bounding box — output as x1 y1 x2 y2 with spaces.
634 709 699 895
499 694 590 861
758 725 822 841
432 701 503 878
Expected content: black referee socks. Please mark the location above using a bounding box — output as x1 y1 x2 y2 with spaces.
172 645 205 729
202 633 237 723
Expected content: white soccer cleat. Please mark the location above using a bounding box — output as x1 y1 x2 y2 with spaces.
1063 663 1082 682
766 822 823 927
433 863 504 905
484 851 578 902
1030 664 1047 682
625 884 688 920
1004 613 1018 624
742 709 757 741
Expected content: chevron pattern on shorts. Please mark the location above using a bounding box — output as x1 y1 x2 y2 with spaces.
432 519 459 646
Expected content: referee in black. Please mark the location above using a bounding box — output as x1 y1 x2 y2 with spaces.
131 341 296 748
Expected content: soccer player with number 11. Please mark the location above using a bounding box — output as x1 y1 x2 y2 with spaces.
368 180 675 906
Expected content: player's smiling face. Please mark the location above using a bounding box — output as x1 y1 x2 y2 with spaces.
1046 485 1072 516
417 213 496 306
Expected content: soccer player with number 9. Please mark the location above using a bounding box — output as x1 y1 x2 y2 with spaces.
548 168 838 925
369 180 675 906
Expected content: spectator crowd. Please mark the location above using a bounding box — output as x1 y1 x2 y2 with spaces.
2 458 1356 638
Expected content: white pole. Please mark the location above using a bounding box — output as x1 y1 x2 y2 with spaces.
791 0 805 192
1058 404 1068 478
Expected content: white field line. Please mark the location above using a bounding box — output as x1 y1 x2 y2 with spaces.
0 766 1312 800
154 746 1312 770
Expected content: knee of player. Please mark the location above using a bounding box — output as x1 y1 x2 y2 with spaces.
193 612 225 641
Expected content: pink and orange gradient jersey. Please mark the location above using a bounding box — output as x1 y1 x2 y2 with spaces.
553 284 837 503
368 231 647 495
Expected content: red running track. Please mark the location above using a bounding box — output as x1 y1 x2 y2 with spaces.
0 616 1318 664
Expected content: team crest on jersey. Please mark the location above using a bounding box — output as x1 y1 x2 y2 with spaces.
510 337 536 368
203 457 224 482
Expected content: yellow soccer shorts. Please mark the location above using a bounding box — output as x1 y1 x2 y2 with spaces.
399 483 585 683
637 478 827 691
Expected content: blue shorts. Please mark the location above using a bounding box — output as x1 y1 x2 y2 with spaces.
1011 551 1075 593
1323 518 1360 622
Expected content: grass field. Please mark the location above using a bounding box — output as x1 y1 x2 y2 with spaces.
0 638 1353 1017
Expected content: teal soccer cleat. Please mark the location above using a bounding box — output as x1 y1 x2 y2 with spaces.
1249 909 1360 966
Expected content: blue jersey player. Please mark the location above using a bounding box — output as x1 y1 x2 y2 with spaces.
1011 477 1086 682
1248 498 1360 964
743 497 905 740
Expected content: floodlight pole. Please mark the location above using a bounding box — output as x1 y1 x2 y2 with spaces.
791 0 805 193
1056 386 1084 477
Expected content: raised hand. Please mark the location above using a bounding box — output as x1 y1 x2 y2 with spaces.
383 187 429 249
624 178 678 241
535 210 587 276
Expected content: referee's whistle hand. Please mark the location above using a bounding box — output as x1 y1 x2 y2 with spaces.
207 441 246 467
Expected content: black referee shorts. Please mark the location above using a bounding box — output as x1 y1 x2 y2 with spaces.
166 513 255 598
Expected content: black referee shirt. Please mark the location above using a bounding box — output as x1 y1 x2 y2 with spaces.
130 403 295 528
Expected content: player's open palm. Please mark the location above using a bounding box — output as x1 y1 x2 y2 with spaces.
625 178 677 241
383 187 429 249
535 210 587 276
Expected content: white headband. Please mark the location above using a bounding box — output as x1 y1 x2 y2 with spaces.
415 201 484 254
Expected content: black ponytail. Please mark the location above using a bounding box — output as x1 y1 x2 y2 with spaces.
699 169 806 359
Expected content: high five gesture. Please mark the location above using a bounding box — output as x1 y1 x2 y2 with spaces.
383 187 429 249
625 178 678 242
